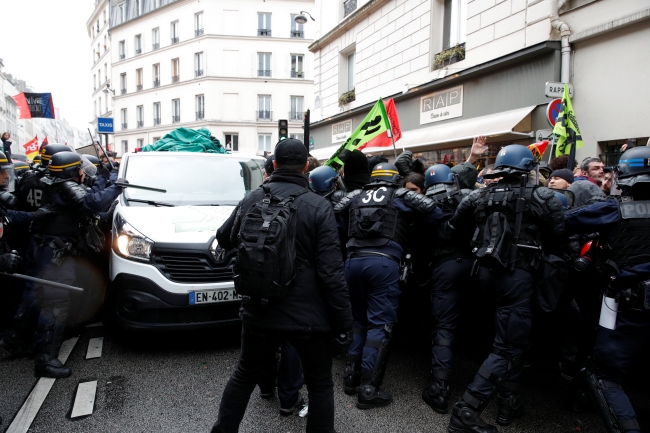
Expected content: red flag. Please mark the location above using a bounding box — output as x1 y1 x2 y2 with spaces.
23 136 40 160
528 141 549 161
359 99 402 150
39 136 49 154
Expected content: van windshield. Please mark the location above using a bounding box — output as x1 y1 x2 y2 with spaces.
123 154 264 206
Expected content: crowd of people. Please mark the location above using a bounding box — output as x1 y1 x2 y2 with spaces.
212 137 649 433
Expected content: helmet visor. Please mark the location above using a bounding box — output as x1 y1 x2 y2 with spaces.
0 165 16 193
80 155 98 179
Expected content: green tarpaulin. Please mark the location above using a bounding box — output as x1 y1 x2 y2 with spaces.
140 127 227 153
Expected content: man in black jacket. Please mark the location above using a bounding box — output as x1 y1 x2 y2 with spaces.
211 138 353 433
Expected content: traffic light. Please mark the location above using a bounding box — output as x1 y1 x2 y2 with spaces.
278 119 288 141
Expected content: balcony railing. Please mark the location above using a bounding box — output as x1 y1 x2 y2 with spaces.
153 78 160 88
256 110 272 120
172 115 180 123
172 75 179 83
121 88 127 95
290 71 304 78
290 30 304 38
135 48 142 55
257 70 271 77
344 0 357 17
152 42 160 50
137 120 144 128
153 117 161 125
195 28 204 37
119 53 125 60
195 69 204 77
121 123 127 130
289 111 304 121
171 36 180 44
136 84 143 91
257 29 271 36
196 111 204 120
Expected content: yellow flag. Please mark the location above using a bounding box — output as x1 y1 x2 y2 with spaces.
553 83 584 157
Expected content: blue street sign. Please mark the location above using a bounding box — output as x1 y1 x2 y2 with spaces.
97 117 114 133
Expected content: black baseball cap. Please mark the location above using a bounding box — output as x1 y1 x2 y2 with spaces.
264 154 275 175
274 138 308 165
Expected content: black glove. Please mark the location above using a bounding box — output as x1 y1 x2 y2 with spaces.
331 330 352 355
412 158 426 175
0 252 21 272
394 151 414 176
32 205 55 220
0 192 18 210
97 166 111 181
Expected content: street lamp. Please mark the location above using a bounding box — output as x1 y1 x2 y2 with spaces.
103 83 115 95
294 11 315 24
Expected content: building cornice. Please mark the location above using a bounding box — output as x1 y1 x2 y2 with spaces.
87 0 108 30
92 48 111 70
308 0 390 53
109 0 189 31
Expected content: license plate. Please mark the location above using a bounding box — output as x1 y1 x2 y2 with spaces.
189 289 239 305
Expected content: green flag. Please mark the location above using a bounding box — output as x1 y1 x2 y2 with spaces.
324 99 391 169
553 83 584 157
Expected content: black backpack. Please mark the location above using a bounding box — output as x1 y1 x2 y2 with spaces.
234 185 308 302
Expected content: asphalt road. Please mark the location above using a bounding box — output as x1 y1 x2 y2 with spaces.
1 322 648 433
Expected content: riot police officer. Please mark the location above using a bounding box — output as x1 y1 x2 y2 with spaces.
565 146 650 433
421 164 476 415
335 163 442 409
448 144 564 432
16 144 71 212
309 165 339 200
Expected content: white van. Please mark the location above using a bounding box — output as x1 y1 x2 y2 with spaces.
106 152 265 331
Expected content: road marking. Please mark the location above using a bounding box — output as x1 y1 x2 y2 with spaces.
70 381 97 418
85 322 103 328
86 337 103 359
6 337 79 433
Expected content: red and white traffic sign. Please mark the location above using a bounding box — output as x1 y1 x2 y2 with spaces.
546 98 563 127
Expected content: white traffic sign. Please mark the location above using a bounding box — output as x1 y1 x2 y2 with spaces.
545 82 573 98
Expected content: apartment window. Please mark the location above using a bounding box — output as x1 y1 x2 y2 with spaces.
172 99 180 123
153 136 160 142
153 0 159 8
171 21 179 44
153 63 160 87
196 94 205 120
99 96 102 114
134 34 142 54
104 35 107 51
257 13 271 36
257 53 271 77
122 140 128 154
134 0 141 17
136 68 143 91
290 96 304 120
344 0 357 17
258 134 272 152
257 95 271 120
172 58 180 82
195 52 204 77
93 74 97 90
290 15 304 38
105 96 108 112
104 63 107 82
120 73 127 94
98 69 102 84
153 102 161 125
442 0 467 50
289 133 304 142
94 101 97 117
119 40 125 59
225 134 238 152
103 10 106 24
291 54 304 78
152 28 160 50
121 108 127 130
136 105 144 128
119 4 125 23
195 12 204 36
347 52 355 92
137 138 144 149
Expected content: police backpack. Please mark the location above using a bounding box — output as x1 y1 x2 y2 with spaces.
234 185 308 302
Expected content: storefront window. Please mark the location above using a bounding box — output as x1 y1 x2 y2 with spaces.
411 139 530 171
599 137 649 168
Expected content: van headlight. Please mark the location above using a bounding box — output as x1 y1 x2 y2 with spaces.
113 213 154 262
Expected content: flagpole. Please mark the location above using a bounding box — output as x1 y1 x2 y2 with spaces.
387 129 397 160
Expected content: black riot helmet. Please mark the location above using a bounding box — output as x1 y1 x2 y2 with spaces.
85 155 101 167
32 154 42 165
370 163 401 183
41 144 72 164
0 151 11 170
616 146 650 191
48 152 82 180
13 161 30 178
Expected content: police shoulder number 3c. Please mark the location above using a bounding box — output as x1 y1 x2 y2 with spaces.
362 187 388 204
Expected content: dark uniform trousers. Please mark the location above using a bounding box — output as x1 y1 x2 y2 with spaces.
466 266 534 401
430 258 475 374
593 309 650 432
258 341 304 409
345 254 400 373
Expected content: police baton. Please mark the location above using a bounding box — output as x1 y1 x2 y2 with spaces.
0 272 84 293
88 128 114 171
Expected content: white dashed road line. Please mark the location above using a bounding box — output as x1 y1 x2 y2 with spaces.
70 381 98 418
6 337 79 433
86 337 104 359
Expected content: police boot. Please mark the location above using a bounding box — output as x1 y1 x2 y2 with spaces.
567 379 593 413
34 321 70 379
496 390 524 426
448 393 497 433
422 371 451 414
356 372 393 410
344 354 362 395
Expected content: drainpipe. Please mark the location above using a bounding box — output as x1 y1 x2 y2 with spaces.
551 0 571 83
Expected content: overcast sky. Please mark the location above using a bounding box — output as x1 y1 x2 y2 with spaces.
0 0 94 131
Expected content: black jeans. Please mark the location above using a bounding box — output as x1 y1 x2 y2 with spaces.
211 325 334 433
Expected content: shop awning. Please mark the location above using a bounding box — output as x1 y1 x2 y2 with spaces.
309 105 537 160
